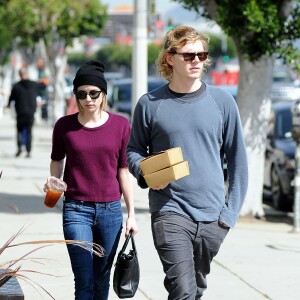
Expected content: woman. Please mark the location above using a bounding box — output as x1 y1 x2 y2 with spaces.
44 60 138 300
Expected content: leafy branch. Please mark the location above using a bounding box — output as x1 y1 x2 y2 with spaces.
0 224 103 298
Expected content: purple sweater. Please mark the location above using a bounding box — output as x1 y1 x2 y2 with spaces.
51 112 130 202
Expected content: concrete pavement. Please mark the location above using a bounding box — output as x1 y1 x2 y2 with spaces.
1 109 300 300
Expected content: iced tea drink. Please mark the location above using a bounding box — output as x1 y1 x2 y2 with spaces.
44 177 67 208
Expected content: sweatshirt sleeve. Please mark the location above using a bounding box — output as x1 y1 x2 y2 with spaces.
8 86 16 106
126 97 151 189
219 99 248 228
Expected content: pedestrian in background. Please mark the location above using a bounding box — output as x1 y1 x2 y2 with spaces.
126 25 248 299
6 67 43 158
36 58 50 121
43 60 138 300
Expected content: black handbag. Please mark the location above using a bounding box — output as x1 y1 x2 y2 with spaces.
113 231 140 298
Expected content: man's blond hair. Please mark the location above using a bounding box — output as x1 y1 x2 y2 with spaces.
156 25 211 81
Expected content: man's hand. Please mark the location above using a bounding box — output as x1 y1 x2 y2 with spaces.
218 221 229 229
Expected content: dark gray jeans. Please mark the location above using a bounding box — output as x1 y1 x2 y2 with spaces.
151 211 229 300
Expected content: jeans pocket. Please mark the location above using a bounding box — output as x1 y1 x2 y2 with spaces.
63 201 77 213
209 221 229 243
63 198 85 212
107 200 121 212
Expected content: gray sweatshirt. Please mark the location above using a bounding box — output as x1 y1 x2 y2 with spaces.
126 82 248 228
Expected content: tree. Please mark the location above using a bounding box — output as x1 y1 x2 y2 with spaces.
173 0 300 217
95 43 163 76
96 44 132 74
208 34 237 62
0 0 107 123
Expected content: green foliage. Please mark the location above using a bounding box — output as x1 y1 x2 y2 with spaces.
0 6 13 48
93 43 162 72
208 34 237 60
68 43 162 74
148 43 162 66
173 0 300 69
0 7 13 64
95 44 132 70
67 52 96 70
0 0 107 51
57 0 107 46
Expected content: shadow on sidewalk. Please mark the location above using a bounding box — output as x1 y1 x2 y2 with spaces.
0 192 61 214
1 193 151 216
263 204 293 225
264 213 293 225
238 204 294 226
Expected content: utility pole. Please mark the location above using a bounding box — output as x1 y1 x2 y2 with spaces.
132 0 148 117
292 147 300 232
291 100 300 233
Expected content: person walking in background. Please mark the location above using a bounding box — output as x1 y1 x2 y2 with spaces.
126 25 248 299
43 60 138 300
6 67 43 158
36 58 50 121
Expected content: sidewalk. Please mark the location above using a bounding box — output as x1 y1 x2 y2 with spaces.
1 110 300 300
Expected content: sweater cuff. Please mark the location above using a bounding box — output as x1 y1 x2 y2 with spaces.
219 205 239 228
137 172 148 189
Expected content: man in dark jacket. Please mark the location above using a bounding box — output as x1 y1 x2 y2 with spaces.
7 67 43 157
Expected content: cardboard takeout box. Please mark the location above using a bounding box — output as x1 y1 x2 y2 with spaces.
143 161 190 188
139 147 184 176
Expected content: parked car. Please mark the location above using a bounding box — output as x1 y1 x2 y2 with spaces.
263 101 296 211
108 77 167 117
270 67 300 102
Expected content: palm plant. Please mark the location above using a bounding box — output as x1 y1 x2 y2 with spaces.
0 226 103 298
0 170 103 298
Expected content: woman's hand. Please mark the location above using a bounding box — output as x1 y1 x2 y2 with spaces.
125 215 138 237
43 177 51 193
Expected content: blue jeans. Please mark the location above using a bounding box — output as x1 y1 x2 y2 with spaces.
63 198 123 300
151 211 229 300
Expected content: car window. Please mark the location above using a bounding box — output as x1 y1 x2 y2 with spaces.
118 84 131 102
272 69 294 83
275 109 292 139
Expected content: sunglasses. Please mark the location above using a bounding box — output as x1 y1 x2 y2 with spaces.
75 90 102 100
170 52 208 62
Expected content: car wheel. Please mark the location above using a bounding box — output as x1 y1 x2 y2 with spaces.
271 166 287 211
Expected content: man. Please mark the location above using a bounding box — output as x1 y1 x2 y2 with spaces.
7 67 43 158
126 26 248 299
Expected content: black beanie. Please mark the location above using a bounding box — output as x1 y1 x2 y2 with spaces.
73 60 107 94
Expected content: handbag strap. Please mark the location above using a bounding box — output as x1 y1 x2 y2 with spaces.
120 230 137 254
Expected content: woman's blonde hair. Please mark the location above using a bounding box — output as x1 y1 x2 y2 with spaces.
156 25 211 81
75 93 107 114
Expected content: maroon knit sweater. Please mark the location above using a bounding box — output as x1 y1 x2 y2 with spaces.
51 112 130 202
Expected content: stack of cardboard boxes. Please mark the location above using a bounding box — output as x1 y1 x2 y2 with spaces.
139 147 190 188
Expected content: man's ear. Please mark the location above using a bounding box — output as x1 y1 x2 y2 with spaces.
165 53 174 66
